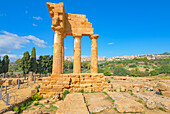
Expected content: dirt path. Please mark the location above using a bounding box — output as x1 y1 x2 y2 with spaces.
0 81 41 113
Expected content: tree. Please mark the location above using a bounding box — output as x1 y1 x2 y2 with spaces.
157 65 170 74
2 55 10 78
15 58 22 71
36 56 43 77
29 47 37 76
113 67 130 76
15 58 22 66
0 57 2 74
41 55 52 76
104 69 111 76
21 51 30 79
64 60 73 73
150 70 159 76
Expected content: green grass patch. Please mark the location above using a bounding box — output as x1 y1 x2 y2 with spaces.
159 107 166 112
62 90 69 100
114 107 118 112
135 98 143 103
144 105 148 109
30 108 36 110
33 101 39 106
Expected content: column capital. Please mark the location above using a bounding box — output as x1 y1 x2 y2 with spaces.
90 34 99 39
73 34 82 39
62 33 66 38
52 26 64 33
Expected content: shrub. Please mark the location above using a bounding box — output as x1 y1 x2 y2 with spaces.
13 106 19 113
104 69 111 76
35 85 40 92
150 70 159 76
79 89 84 93
113 67 130 76
62 90 69 100
33 101 39 106
158 65 170 74
31 92 42 101
129 64 137 68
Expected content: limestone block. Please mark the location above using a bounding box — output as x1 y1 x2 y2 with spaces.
84 88 92 92
161 91 170 97
146 99 156 109
3 80 12 86
28 76 34 82
11 79 21 85
41 85 53 89
157 82 169 91
42 81 50 85
114 99 144 113
93 87 103 92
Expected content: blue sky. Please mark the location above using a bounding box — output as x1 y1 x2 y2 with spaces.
0 0 170 61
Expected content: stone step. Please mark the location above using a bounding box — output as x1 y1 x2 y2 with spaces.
56 93 89 114
84 93 113 113
107 92 145 113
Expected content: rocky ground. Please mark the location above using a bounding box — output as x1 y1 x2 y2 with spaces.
0 78 42 114
2 76 170 114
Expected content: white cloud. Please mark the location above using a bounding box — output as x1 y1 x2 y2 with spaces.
33 16 43 20
108 42 114 45
32 23 37 26
0 31 47 53
0 54 21 62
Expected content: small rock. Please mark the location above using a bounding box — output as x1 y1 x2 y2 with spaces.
39 99 49 104
4 111 17 114
54 100 64 108
146 99 156 109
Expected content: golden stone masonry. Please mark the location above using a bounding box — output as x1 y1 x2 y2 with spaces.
39 2 108 96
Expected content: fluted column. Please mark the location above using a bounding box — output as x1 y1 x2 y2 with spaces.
73 34 82 73
90 34 99 73
52 30 63 74
62 34 66 73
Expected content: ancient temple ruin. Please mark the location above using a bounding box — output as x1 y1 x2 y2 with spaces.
40 2 108 96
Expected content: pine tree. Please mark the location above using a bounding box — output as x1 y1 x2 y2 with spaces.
29 47 37 76
2 55 10 78
0 57 3 74
21 51 30 79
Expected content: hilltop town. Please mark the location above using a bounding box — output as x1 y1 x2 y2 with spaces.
64 52 170 62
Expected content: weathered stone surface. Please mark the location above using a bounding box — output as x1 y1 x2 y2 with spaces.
146 99 156 109
56 93 89 114
107 92 144 113
84 93 113 113
3 79 12 86
134 92 170 111
157 82 170 91
28 76 34 82
4 111 17 114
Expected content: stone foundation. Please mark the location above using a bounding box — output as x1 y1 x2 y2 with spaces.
39 73 109 96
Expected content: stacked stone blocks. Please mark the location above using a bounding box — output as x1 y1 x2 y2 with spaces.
39 73 108 96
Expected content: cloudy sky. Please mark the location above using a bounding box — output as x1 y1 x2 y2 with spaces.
0 0 170 62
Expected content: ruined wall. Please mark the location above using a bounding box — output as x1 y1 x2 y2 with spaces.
47 2 94 36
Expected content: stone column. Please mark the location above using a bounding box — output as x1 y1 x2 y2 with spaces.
62 34 66 73
52 30 63 74
90 35 99 73
73 34 82 73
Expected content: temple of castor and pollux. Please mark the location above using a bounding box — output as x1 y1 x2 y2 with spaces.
39 2 109 96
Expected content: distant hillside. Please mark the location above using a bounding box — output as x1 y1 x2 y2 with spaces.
161 52 170 55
